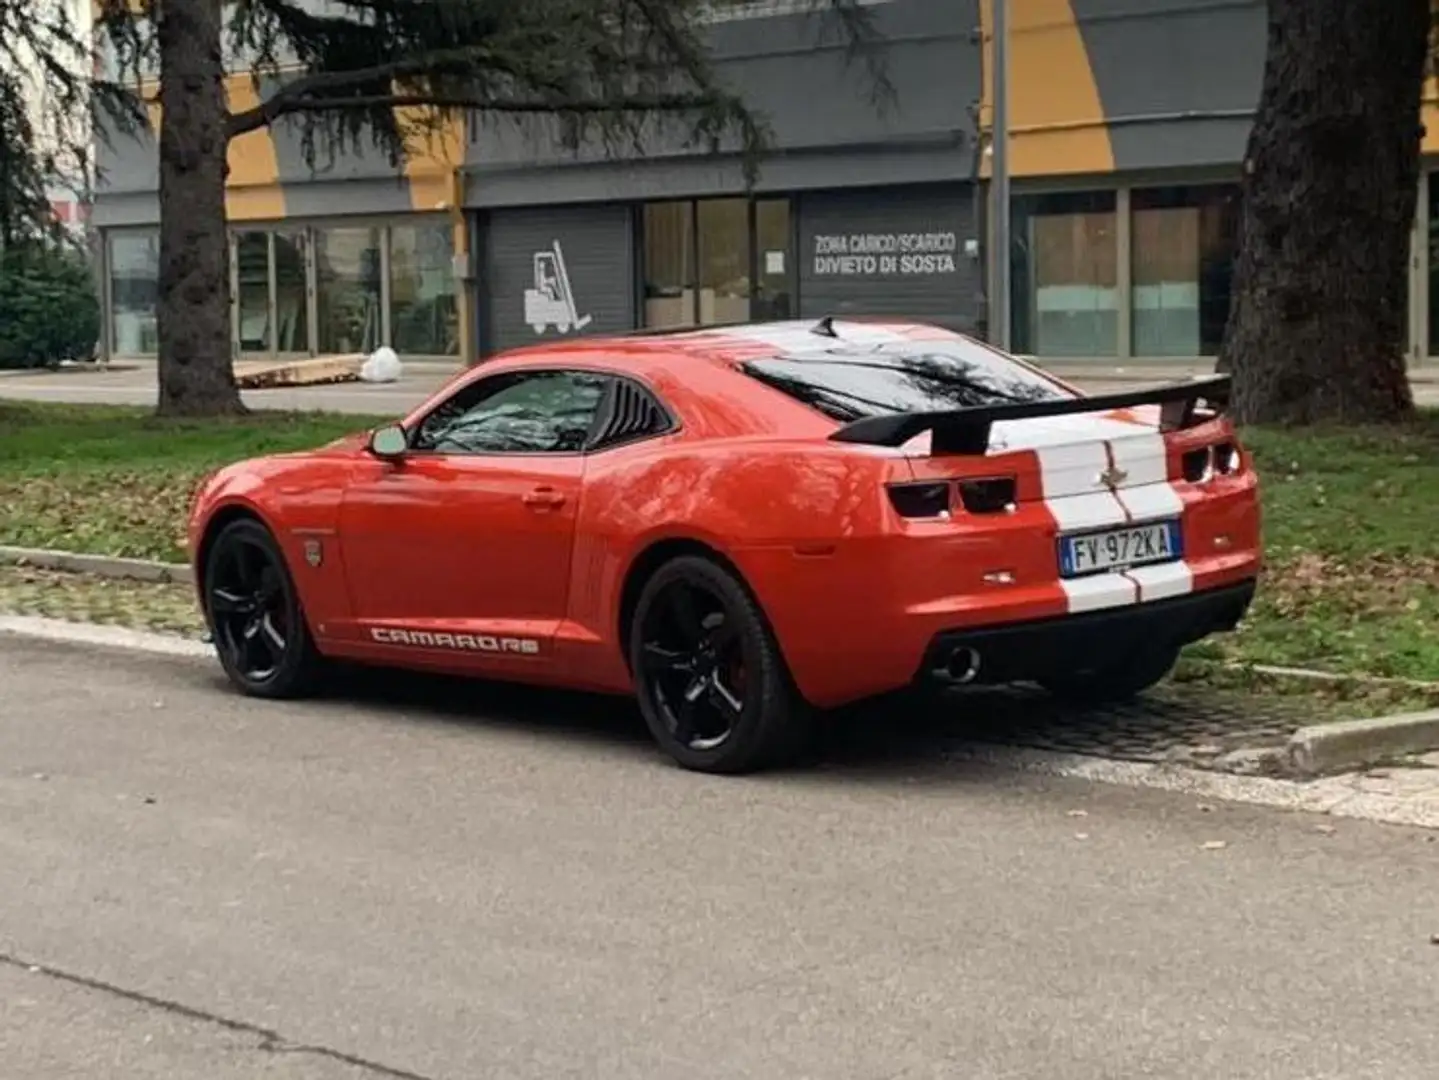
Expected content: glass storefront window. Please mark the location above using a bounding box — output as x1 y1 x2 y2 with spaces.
108 230 159 356
642 197 793 329
642 201 694 329
1131 184 1239 357
231 229 310 356
273 231 309 354
234 231 270 354
1011 191 1118 357
315 226 383 355
390 223 458 356
753 198 792 321
697 198 750 325
1427 174 1439 357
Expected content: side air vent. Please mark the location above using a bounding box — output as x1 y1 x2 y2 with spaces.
588 380 671 450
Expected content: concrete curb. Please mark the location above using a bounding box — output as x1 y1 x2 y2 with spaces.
0 545 192 585
1237 662 1439 691
1285 711 1439 778
0 614 211 658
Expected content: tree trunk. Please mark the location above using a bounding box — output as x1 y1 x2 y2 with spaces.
1218 0 1429 426
154 0 243 417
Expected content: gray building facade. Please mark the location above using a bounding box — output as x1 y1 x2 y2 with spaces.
463 0 984 356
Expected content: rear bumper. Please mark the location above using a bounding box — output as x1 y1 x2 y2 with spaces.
918 578 1257 685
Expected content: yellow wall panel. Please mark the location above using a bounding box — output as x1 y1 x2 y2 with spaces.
396 106 467 214
223 75 285 221
978 0 1114 178
1423 78 1439 156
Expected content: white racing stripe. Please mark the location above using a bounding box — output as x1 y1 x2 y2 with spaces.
1123 561 1195 602
711 319 910 351
1058 571 1139 613
992 412 1144 451
1109 431 1185 525
1030 438 1134 612
1106 431 1193 603
1020 420 1195 615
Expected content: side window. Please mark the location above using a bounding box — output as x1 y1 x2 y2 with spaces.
411 370 608 454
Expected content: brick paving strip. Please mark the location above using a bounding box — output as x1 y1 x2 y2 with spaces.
4 545 1439 792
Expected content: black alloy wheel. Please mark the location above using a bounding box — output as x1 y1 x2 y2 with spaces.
204 518 322 698
630 555 809 774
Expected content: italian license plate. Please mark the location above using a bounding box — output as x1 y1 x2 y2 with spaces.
1058 519 1182 578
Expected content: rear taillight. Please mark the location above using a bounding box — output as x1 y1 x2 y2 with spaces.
1213 442 1241 474
887 482 951 518
958 477 1017 514
887 476 1018 519
1182 442 1244 483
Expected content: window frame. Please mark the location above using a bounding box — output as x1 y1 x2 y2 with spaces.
404 366 677 458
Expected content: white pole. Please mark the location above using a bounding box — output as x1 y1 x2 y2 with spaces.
991 0 1012 351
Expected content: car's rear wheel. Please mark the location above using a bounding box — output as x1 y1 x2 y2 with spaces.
204 518 323 699
630 555 810 774
1039 643 1180 706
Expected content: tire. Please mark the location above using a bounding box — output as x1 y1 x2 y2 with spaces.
1039 644 1180 706
203 517 324 699
629 555 810 774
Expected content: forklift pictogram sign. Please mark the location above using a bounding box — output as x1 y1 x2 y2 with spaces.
524 240 593 335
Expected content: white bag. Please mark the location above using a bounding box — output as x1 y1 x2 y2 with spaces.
359 346 403 383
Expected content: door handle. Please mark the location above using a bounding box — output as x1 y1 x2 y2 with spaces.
522 486 566 509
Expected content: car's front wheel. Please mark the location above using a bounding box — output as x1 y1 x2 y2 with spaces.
629 555 810 774
203 517 323 699
1039 644 1180 706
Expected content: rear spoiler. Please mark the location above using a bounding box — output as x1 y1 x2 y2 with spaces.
828 375 1232 455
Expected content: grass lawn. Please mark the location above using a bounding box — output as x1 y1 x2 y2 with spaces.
2 399 1437 693
0 401 390 563
1185 412 1439 685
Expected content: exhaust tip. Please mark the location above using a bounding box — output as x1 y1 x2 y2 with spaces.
945 646 982 685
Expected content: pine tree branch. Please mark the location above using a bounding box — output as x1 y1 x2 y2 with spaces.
224 48 530 137
227 86 722 140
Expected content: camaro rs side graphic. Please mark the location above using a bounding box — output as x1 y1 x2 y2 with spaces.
368 627 541 654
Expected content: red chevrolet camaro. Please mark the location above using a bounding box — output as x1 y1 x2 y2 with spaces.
187 318 1261 773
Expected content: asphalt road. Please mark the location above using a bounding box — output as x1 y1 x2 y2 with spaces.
5 634 1439 1080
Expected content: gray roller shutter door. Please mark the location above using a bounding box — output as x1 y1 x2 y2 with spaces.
797 185 981 333
480 205 636 355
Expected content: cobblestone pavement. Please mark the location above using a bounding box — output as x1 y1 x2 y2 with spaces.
954 684 1309 762
818 683 1318 776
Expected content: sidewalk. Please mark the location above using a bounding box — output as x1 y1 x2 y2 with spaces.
3 356 1437 413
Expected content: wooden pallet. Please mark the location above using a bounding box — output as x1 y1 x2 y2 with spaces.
233 354 365 390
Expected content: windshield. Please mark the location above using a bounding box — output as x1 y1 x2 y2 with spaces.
741 340 1074 423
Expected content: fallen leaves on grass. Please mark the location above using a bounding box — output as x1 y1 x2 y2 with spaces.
1173 659 1439 719
1265 552 1439 618
1214 553 1439 682
0 470 199 561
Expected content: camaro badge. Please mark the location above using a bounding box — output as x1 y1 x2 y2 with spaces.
1097 465 1129 489
303 539 323 567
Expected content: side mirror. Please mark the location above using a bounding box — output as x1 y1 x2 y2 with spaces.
367 423 408 460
